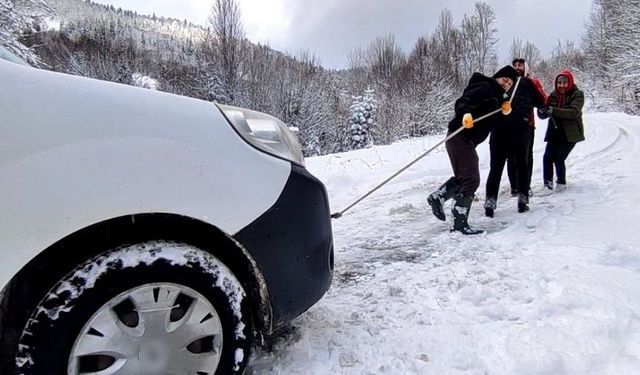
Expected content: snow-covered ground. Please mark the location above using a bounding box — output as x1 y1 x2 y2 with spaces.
249 113 640 375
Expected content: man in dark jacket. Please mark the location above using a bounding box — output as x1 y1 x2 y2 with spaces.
538 69 585 191
484 58 546 216
505 59 548 198
428 65 517 235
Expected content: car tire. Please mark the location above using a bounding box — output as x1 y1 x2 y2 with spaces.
6 241 252 375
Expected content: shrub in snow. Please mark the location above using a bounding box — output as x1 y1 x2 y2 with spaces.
131 72 159 90
349 87 377 150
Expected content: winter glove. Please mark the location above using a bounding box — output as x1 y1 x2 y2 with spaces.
501 101 512 115
462 113 474 129
537 107 550 119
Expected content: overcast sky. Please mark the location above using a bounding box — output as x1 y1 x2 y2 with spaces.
93 0 593 70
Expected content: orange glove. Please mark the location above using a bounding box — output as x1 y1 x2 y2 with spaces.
501 101 512 115
462 113 473 128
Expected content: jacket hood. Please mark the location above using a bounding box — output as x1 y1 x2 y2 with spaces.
492 65 518 81
468 72 504 92
469 72 492 84
555 69 575 91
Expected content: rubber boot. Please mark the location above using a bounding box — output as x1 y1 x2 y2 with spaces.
517 193 529 213
451 193 484 235
484 196 497 218
428 177 458 221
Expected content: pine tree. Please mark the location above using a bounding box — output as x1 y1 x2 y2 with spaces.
349 88 377 150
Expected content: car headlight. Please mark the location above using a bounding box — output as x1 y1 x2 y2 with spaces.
216 103 305 166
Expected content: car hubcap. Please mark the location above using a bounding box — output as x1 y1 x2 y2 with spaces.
68 283 223 374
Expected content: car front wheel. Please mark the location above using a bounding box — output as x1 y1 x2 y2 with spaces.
12 241 252 375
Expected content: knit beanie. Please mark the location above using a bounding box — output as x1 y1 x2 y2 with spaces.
492 65 518 81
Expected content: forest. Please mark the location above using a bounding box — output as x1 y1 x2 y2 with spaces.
2 0 638 156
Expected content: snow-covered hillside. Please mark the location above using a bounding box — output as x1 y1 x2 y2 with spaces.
249 112 640 374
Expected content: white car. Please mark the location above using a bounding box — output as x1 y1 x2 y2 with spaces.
0 49 334 374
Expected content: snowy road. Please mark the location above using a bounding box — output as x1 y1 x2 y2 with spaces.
249 113 640 375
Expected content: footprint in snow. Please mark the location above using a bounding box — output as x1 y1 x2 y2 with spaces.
525 207 550 229
388 202 421 216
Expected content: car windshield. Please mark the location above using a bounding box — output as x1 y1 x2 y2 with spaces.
0 46 30 66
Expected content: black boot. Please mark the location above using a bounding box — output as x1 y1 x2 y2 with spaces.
517 193 529 213
428 177 458 221
484 196 497 218
451 193 484 235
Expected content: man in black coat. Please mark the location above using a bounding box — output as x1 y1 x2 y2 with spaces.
484 58 546 216
428 65 517 235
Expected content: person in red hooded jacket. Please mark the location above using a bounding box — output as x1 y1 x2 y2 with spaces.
537 69 585 191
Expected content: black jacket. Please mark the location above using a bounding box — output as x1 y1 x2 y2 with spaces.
448 73 507 145
507 77 546 127
490 76 546 143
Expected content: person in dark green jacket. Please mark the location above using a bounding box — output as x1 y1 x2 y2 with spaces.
537 69 585 191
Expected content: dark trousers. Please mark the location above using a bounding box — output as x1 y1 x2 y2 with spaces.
543 140 576 184
486 127 531 199
446 135 479 196
507 126 535 192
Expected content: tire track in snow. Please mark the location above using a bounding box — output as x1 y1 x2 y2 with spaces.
571 117 632 168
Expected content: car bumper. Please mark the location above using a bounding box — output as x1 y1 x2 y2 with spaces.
234 164 334 329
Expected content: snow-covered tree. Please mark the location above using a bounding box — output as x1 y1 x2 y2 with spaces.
509 38 542 71
582 0 619 110
0 0 52 65
360 35 406 145
365 34 405 84
408 82 456 136
131 72 159 90
283 53 336 156
581 0 640 113
432 8 463 87
406 34 458 136
460 2 499 80
349 88 377 150
538 41 585 92
205 0 245 104
608 0 640 113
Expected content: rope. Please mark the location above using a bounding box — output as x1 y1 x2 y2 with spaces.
331 76 521 219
